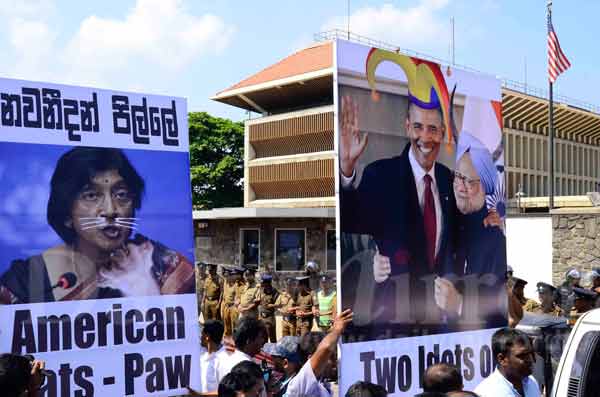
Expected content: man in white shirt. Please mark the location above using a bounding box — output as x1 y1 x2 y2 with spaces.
199 320 225 393
474 328 540 397
284 309 353 397
214 316 268 384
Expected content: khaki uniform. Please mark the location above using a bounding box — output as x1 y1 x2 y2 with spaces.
523 299 561 316
257 287 279 342
195 268 205 313
296 291 315 336
202 275 222 321
221 282 238 336
230 280 245 327
239 283 260 319
276 292 297 337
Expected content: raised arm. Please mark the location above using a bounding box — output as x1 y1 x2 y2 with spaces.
309 309 353 378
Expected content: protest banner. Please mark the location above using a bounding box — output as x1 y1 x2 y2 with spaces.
336 39 506 395
0 78 199 396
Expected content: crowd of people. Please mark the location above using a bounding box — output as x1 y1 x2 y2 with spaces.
4 262 597 396
195 263 337 339
0 325 542 397
194 322 544 396
189 262 553 396
507 265 600 326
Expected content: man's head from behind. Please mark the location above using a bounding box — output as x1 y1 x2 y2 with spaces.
218 360 264 397
201 320 224 349
422 363 463 393
492 328 534 380
233 317 267 356
0 354 32 397
406 102 444 172
345 381 388 397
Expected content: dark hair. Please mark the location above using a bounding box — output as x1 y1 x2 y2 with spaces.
218 373 239 397
202 320 224 345
447 391 481 397
0 353 32 397
233 317 267 350
423 363 463 393
413 393 448 397
298 331 326 364
345 380 388 397
47 147 145 244
492 327 532 359
230 360 263 392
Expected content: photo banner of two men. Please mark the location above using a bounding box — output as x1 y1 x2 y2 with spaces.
0 78 200 396
337 40 506 395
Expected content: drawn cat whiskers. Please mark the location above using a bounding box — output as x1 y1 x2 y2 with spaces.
78 217 139 231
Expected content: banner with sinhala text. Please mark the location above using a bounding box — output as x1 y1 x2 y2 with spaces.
0 78 200 396
336 39 507 395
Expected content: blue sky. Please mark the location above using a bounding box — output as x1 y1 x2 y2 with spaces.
0 0 595 121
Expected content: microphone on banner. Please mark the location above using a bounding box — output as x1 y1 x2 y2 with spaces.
52 272 78 290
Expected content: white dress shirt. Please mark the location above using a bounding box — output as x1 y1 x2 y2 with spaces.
474 368 541 397
283 360 331 397
214 348 253 384
199 345 225 392
408 147 442 257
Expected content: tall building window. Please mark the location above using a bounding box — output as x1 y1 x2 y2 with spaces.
240 229 260 266
326 229 336 271
275 229 306 271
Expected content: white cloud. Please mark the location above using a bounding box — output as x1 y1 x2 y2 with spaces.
0 0 234 92
322 1 451 59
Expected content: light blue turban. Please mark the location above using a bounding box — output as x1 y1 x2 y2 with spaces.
456 131 497 195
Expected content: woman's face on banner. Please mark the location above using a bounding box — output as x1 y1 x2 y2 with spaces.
68 169 135 257
454 152 485 214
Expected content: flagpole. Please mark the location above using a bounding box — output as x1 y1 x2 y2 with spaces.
548 0 555 210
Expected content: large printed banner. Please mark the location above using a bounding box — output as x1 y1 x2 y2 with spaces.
337 40 506 395
0 78 200 396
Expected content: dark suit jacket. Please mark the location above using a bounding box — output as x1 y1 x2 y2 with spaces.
340 144 456 335
453 207 507 330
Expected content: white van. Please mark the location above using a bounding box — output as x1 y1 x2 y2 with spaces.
551 308 600 397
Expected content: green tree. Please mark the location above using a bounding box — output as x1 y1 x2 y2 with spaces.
189 112 244 209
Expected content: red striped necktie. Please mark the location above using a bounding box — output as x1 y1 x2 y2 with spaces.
423 174 437 270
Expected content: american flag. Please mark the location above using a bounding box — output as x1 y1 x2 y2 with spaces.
547 12 571 83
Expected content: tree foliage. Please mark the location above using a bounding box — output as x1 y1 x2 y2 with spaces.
189 112 244 209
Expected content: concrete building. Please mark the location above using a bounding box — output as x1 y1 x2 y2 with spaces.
194 33 600 277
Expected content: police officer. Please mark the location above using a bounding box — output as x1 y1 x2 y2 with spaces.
572 287 597 314
230 266 246 327
195 262 207 315
511 276 528 307
295 276 316 336
220 266 239 337
202 263 222 321
315 275 336 332
523 282 561 316
590 269 600 295
275 277 298 337
257 274 279 342
557 268 581 317
590 269 600 308
238 267 259 319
